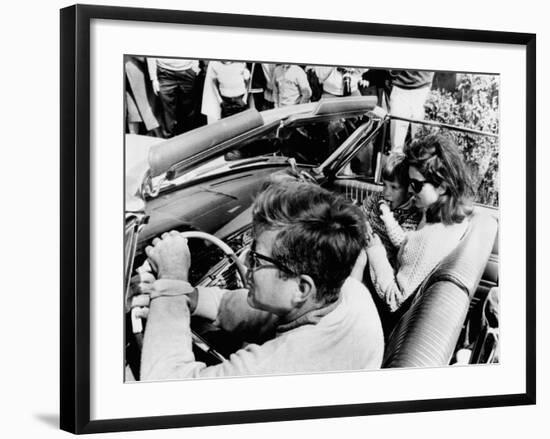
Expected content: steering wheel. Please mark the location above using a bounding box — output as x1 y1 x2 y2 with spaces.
129 231 248 366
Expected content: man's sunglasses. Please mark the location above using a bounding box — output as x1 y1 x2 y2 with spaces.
245 248 295 275
409 178 430 193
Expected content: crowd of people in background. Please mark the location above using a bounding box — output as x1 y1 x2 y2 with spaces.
125 56 456 152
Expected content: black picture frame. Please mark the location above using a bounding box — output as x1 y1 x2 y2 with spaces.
60 4 536 434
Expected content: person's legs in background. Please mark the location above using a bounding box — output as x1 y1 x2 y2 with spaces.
125 57 162 136
174 68 197 134
389 84 431 152
126 90 141 134
408 85 431 140
157 67 180 137
389 85 411 152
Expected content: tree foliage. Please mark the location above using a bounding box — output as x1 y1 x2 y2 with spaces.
419 74 499 207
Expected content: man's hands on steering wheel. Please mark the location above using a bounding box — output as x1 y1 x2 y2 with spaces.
128 229 249 358
131 229 248 319
145 230 192 281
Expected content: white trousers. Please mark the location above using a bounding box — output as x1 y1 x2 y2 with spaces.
389 84 431 152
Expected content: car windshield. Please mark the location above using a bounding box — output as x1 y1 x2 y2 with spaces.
224 114 370 166
339 120 499 208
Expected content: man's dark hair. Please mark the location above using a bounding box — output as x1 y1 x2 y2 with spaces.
405 133 474 224
252 181 367 304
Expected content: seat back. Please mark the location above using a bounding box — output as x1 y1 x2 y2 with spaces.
383 211 498 368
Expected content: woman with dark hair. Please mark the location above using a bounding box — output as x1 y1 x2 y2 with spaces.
365 133 474 312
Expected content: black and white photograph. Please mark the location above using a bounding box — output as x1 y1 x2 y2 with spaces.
124 57 500 382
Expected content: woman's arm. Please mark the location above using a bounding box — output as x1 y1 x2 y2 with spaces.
367 226 438 312
366 240 409 312
368 222 466 312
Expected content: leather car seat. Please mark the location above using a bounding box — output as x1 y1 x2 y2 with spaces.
383 210 498 368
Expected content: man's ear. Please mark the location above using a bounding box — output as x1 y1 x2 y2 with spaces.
292 275 316 305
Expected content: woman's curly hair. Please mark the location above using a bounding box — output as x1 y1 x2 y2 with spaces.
405 134 474 225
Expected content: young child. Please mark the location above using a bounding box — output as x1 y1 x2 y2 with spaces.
362 153 421 268
209 61 250 118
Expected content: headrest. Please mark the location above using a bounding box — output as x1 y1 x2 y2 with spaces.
427 212 498 296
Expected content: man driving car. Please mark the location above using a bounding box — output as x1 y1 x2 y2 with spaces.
139 181 384 380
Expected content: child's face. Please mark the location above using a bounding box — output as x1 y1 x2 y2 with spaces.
382 178 409 209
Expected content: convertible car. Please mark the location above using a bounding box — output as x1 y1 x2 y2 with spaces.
124 96 499 380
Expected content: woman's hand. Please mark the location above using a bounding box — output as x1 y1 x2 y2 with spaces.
368 233 382 248
365 221 382 249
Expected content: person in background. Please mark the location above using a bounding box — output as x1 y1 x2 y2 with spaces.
201 60 250 122
136 182 384 379
260 63 277 110
146 57 200 137
125 56 163 136
363 134 473 313
308 66 368 99
360 69 392 110
247 63 276 111
210 60 250 118
306 65 369 152
272 64 312 107
388 70 434 152
190 60 208 129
